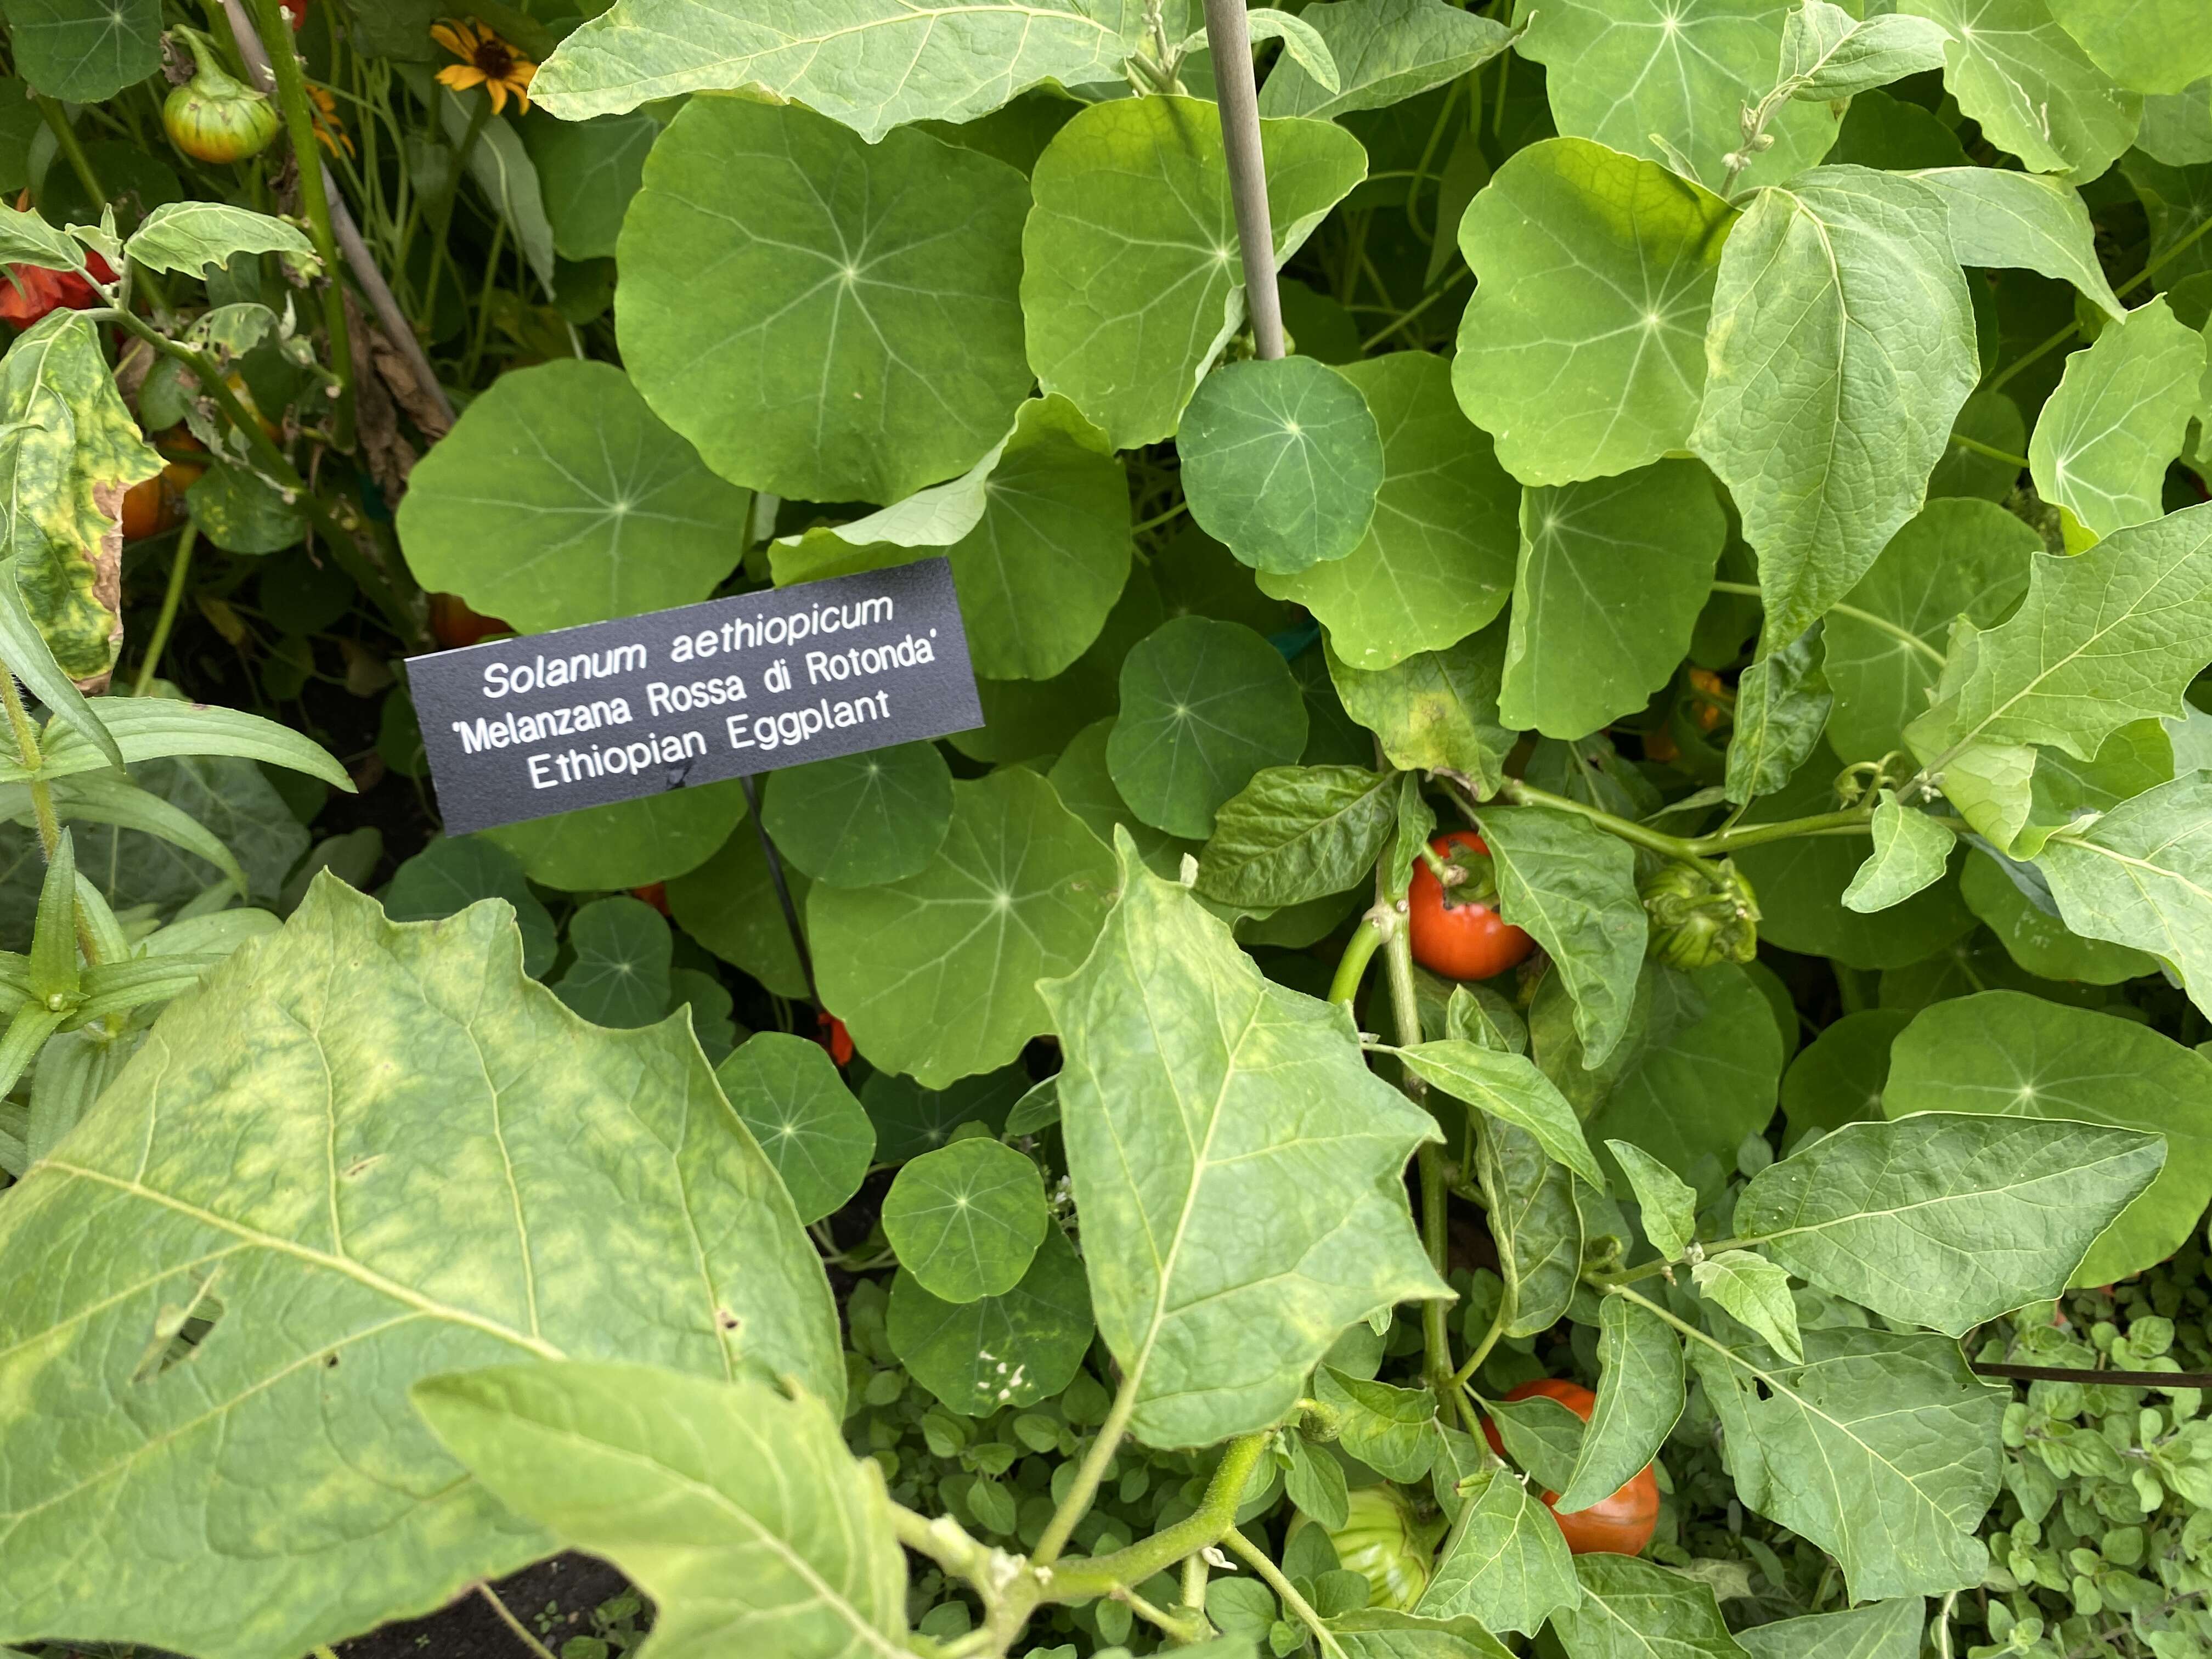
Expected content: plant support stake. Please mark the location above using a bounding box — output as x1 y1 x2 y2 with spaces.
1201 0 1285 360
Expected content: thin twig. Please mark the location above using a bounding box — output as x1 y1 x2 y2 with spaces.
475 1582 558 1659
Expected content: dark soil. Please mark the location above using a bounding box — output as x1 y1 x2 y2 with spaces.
334 1554 642 1659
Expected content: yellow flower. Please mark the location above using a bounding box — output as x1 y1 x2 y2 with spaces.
431 18 537 116
307 85 354 159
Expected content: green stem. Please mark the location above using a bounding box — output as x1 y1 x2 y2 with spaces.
420 91 492 335
32 96 173 314
1038 1431 1268 1602
1949 431 2030 472
1360 274 1469 349
1987 216 2212 397
1493 776 1873 859
1450 1293 1509 1387
133 523 197 697
1707 581 1945 668
1132 499 1188 536
475 1582 558 1659
1031 1369 1141 1568
1327 912 1386 1007
246 0 353 448
1222 1528 1350 1659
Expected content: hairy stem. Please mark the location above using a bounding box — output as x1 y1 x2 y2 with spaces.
1493 776 1872 859
1031 1369 1141 1567
1040 1432 1268 1604
1382 896 1455 1394
1223 1528 1350 1659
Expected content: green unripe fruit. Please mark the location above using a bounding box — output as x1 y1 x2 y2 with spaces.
163 30 280 164
1286 1483 1434 1611
1640 857 1760 970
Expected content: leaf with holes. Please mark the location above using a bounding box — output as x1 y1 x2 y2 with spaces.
0 876 839 1659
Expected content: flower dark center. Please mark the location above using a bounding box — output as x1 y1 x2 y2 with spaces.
473 38 513 78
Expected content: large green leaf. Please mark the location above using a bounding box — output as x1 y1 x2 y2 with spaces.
1884 991 2212 1284
1196 764 1397 909
1481 1118 1583 1338
1261 353 1519 671
887 1226 1094 1415
1108 616 1310 838
2030 297 2204 540
618 98 1032 504
520 111 658 262
0 312 161 687
1690 1324 2004 1600
1416 1467 1581 1636
1825 499 2038 765
1041 833 1447 1447
1179 355 1385 574
396 358 752 633
534 0 1171 134
1472 805 1646 1066
1552 1556 1747 1659
415 1362 908 1659
383 835 557 978
553 895 673 1028
715 1032 875 1225
486 783 748 893
1396 1040 1605 1187
1959 849 2157 983
1048 715 1200 878
1735 1601 1923 1659
2040 771 2212 1017
124 202 315 276
1328 625 1516 793
1257 0 1512 120
1556 1296 1681 1514
881 1138 1049 1304
1023 95 1367 448
1511 0 1839 191
1735 1108 2163 1332
1780 1009 1910 1145
0 878 839 1658
1900 0 2141 178
1692 169 1978 650
2048 0 2212 95
1905 503 2212 771
760 742 954 890
2 0 161 101
771 397 1131 681
1910 167 2123 317
1453 139 1735 487
810 768 1116 1087
1502 461 1728 740
1587 963 1785 1178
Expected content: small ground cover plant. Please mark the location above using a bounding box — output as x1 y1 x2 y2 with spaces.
1 2 2211 1658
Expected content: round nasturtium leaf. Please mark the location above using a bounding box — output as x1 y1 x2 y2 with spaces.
1108 616 1310 838
1780 1008 1912 1149
952 567 1164 765
617 97 1034 505
485 781 747 892
809 768 1119 1086
665 817 814 1000
1885 991 2212 1285
888 1226 1093 1414
1588 963 1786 1178
1260 352 1519 672
552 895 673 1029
396 358 752 633
863 1063 1032 1165
1453 137 1736 488
1177 356 1384 574
880 1137 1051 1304
1047 717 1198 878
1022 94 1369 449
761 741 955 889
382 834 558 979
714 1031 875 1224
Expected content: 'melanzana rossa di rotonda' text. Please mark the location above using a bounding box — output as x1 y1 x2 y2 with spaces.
444 594 939 791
